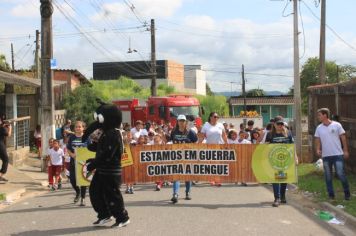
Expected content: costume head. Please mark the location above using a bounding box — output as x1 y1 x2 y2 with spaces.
82 101 122 141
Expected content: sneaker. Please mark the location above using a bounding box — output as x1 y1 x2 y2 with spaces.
125 188 130 194
171 194 178 204
93 217 112 226
155 184 161 191
51 186 56 191
216 182 222 187
74 195 80 203
272 199 280 207
345 195 351 201
280 198 287 204
0 176 9 182
80 198 86 206
58 183 62 189
185 193 192 200
241 182 248 187
111 218 130 228
328 195 335 200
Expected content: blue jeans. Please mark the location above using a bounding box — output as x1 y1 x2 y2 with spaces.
322 155 350 198
173 181 191 196
272 183 287 200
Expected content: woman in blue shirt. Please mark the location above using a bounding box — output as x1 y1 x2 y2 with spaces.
170 114 198 204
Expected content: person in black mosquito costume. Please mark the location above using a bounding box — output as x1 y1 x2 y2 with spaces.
83 102 130 228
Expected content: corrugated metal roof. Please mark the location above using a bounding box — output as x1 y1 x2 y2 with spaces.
308 78 356 90
229 95 294 105
0 71 66 88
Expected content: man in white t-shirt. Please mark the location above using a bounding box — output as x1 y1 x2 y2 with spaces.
130 120 148 141
314 108 350 200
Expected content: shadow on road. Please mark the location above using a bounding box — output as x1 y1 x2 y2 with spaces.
126 200 272 209
10 226 110 236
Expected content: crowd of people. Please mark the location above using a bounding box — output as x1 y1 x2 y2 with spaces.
41 112 295 207
1 107 349 211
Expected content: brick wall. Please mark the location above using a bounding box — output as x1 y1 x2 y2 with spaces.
166 60 184 84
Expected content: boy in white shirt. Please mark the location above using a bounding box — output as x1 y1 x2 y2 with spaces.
48 139 65 190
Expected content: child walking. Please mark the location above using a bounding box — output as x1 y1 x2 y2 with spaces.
48 139 64 190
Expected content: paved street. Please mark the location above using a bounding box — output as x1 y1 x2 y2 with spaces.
0 182 350 236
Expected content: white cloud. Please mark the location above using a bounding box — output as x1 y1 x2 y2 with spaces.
10 1 75 19
3 1 356 93
91 0 182 22
10 1 39 18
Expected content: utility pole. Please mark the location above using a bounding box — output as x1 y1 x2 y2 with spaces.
150 19 157 96
336 65 339 83
242 64 247 128
11 43 15 71
35 30 40 79
40 0 55 171
293 0 302 159
319 0 326 84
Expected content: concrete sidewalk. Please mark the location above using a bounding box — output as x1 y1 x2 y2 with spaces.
0 155 48 208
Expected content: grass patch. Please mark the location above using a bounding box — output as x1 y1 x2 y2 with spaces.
297 163 356 217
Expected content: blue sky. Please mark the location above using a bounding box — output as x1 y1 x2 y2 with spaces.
1 0 356 93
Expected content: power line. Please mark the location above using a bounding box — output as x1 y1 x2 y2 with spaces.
281 0 293 17
0 27 145 42
155 64 294 77
53 0 149 76
122 0 147 25
15 42 34 68
158 26 292 40
89 0 151 71
301 0 356 53
299 1 306 59
160 19 291 37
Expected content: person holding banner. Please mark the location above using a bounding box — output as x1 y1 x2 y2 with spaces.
170 114 198 203
67 121 88 206
200 112 227 186
265 116 295 207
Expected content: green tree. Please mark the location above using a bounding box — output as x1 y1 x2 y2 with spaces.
0 54 11 72
300 57 356 113
246 88 265 97
63 85 106 125
195 95 229 122
206 83 214 96
157 83 175 95
287 86 294 95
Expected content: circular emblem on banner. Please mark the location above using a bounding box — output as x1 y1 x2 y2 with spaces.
268 145 293 171
81 163 93 182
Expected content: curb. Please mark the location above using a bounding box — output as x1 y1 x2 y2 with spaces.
289 183 356 230
3 188 26 202
321 202 356 229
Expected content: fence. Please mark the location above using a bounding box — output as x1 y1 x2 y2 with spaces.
5 116 31 150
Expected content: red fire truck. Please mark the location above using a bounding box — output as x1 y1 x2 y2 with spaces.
113 95 203 127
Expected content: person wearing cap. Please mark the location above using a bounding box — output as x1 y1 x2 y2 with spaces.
265 116 297 207
170 114 198 203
